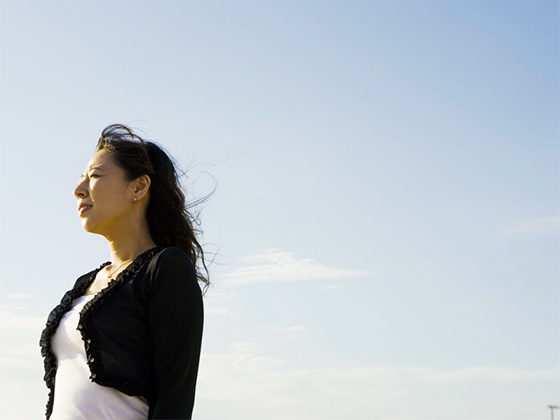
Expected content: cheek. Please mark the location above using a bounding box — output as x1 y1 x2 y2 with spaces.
106 190 133 215
92 181 126 203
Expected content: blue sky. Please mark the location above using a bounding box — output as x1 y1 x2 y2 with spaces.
0 1 558 419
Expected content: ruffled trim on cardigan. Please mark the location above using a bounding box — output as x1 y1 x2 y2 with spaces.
39 246 162 419
78 247 162 400
39 263 107 419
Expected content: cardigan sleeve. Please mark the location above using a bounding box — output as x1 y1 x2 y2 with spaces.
147 247 204 420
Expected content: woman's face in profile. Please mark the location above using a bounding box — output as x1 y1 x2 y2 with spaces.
73 150 134 235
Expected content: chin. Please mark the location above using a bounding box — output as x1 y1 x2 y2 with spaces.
81 219 101 235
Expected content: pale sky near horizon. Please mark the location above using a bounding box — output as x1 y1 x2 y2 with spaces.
0 1 558 419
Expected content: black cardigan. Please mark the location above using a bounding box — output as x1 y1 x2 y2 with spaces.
39 246 204 420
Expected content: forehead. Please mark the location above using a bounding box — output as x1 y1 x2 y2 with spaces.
86 149 117 171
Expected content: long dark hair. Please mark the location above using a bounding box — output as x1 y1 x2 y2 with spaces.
96 124 210 292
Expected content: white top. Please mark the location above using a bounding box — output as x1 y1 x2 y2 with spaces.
50 294 149 420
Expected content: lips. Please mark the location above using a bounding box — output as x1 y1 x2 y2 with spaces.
78 203 92 215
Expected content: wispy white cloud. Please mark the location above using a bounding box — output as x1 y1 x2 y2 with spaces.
220 249 368 285
7 293 34 299
505 216 559 235
0 307 45 330
0 356 36 369
320 285 345 290
230 341 262 354
277 326 307 342
0 307 46 379
205 307 228 315
195 343 559 419
203 292 236 315
419 366 559 383
0 308 50 420
283 326 305 333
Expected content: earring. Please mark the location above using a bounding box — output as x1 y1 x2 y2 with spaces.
134 197 137 202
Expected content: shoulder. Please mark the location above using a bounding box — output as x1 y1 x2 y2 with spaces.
143 247 201 302
151 246 193 266
147 246 196 280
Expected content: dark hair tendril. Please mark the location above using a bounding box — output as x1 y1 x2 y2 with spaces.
96 124 211 293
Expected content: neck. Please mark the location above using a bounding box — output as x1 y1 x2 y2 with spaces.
105 217 157 266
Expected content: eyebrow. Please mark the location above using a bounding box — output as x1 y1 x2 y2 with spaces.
80 165 105 177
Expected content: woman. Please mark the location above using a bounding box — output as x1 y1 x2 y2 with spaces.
40 124 208 420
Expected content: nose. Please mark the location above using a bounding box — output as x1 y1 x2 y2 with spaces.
74 177 87 199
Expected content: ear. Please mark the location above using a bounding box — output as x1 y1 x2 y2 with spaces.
132 175 151 202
